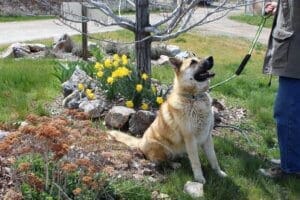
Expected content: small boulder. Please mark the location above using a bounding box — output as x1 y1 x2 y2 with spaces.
0 130 9 140
129 110 155 135
105 106 136 129
151 44 180 59
0 43 46 58
166 44 181 56
151 191 171 200
175 51 190 59
183 181 204 198
62 90 82 109
79 99 108 118
62 67 94 97
152 55 170 66
53 33 74 53
103 42 133 57
28 43 47 53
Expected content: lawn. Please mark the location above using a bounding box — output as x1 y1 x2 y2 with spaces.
0 15 55 22
229 14 274 28
1 31 299 199
0 59 59 122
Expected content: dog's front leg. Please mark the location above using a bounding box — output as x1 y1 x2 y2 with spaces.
184 135 206 184
202 135 227 178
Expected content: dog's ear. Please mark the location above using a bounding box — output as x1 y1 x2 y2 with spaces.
169 57 182 72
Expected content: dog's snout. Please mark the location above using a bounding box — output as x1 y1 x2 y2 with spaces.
205 56 214 70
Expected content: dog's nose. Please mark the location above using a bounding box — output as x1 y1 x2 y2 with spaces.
205 56 214 70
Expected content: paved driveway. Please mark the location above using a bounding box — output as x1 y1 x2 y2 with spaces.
0 7 272 45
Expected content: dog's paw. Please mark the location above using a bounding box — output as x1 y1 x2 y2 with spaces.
195 175 206 184
216 170 227 178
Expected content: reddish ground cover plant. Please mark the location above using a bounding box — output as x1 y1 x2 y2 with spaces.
0 112 161 199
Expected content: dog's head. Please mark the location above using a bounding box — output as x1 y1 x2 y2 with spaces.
169 56 215 94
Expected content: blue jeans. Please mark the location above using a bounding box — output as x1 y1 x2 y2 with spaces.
274 77 300 173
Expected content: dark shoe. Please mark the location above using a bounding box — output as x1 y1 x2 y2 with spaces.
258 166 284 178
259 166 300 178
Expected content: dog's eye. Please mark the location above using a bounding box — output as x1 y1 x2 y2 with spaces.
190 59 198 65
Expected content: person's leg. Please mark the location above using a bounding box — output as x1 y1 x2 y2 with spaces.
274 76 300 173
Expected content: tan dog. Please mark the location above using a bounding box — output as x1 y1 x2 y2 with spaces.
109 56 227 183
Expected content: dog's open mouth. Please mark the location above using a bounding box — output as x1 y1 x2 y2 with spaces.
193 56 215 82
194 71 215 82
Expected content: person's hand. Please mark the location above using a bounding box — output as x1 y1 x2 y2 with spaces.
265 1 278 15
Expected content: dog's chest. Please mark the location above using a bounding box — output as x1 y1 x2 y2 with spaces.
189 100 212 126
180 97 213 139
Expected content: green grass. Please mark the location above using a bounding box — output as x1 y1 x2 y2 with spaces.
0 15 55 22
1 31 299 199
229 14 274 28
0 58 59 122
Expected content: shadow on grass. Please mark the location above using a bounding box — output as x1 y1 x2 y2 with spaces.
157 137 300 200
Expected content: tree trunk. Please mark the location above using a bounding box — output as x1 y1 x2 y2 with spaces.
135 0 152 75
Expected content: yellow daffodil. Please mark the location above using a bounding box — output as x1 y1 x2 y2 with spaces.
113 60 119 68
122 54 128 65
136 84 143 93
121 54 127 60
122 59 128 65
94 62 103 70
77 83 84 91
118 67 130 76
125 100 134 108
104 59 112 68
141 102 149 110
97 71 104 78
112 71 118 78
85 89 92 95
112 67 131 78
156 97 164 105
141 73 148 80
107 77 114 84
85 89 95 100
113 54 120 61
87 92 95 100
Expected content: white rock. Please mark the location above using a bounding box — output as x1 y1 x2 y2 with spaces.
148 176 157 182
183 181 204 198
19 121 29 128
151 191 171 200
0 130 9 139
157 55 170 65
175 51 190 59
79 99 107 118
0 43 46 58
105 106 135 129
166 44 181 56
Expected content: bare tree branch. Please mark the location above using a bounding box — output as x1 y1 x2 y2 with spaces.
35 0 253 73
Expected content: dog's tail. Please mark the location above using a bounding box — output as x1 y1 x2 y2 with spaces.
108 130 141 148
